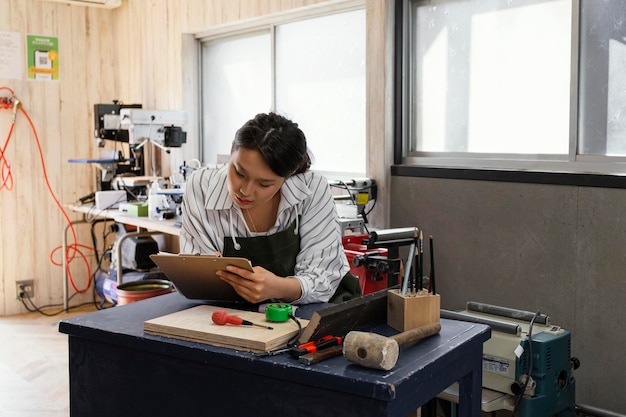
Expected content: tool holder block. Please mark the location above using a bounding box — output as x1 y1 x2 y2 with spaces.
387 289 440 332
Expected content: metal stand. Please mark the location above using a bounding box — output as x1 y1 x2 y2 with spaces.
61 216 163 311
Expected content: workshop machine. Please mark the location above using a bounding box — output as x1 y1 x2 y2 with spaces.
118 107 187 151
91 101 145 191
91 101 187 189
343 227 424 295
94 223 164 306
330 178 400 295
343 234 390 295
330 177 377 235
73 102 188 200
441 302 579 417
88 102 188 305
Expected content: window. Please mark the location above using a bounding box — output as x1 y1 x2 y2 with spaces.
201 33 271 165
579 0 626 157
198 5 366 177
400 0 626 174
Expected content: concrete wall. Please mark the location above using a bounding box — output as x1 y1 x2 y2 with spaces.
391 174 626 413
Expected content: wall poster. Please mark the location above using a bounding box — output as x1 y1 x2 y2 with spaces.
0 31 22 80
26 34 59 81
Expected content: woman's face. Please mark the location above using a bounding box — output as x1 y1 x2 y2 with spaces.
227 147 285 210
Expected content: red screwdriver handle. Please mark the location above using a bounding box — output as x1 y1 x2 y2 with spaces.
212 310 244 325
212 310 273 329
228 315 244 325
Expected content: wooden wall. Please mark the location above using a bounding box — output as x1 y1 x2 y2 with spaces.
0 0 392 316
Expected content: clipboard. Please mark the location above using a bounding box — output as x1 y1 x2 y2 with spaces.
149 253 253 302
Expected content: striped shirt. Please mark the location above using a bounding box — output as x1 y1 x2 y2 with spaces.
179 164 349 304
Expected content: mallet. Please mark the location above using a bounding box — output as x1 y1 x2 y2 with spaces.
343 322 441 370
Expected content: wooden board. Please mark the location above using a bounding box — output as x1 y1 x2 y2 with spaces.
144 305 308 353
297 286 392 344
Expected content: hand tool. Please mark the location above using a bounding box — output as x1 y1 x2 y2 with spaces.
418 230 423 291
288 335 342 358
298 345 344 365
256 335 341 357
342 322 441 370
400 241 416 295
429 235 436 295
211 310 273 329
264 303 293 322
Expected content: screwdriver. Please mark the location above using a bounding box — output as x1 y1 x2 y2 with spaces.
212 310 273 330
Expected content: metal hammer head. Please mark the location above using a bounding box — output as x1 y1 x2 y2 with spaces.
342 331 399 371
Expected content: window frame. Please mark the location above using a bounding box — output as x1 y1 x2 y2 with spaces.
395 0 626 178
181 0 367 179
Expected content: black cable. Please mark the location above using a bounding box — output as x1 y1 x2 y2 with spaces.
286 313 303 347
330 181 358 205
331 181 373 234
512 310 540 416
23 203 116 315
113 173 143 202
254 312 304 357
19 291 93 317
364 196 377 216
91 247 115 310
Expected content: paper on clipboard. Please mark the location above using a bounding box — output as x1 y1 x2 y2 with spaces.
150 253 253 302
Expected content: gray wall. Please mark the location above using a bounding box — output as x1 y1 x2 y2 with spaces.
391 175 626 413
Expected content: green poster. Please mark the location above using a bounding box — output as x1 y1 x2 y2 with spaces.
26 34 59 81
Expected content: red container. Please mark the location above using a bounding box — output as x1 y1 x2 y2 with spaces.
116 279 173 305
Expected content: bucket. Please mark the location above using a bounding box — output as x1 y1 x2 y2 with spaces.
116 279 173 306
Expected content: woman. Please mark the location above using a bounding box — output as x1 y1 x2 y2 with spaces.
180 112 361 304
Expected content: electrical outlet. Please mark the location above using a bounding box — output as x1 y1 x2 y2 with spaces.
16 280 35 299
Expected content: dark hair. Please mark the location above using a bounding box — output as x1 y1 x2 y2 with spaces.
232 112 312 177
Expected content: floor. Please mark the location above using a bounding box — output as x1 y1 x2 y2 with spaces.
0 302 98 417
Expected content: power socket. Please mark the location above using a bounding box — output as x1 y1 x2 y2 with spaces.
16 280 35 299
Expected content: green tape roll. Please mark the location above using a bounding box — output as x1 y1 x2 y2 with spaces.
265 303 292 322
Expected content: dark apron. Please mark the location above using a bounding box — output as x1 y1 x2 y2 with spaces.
223 220 361 303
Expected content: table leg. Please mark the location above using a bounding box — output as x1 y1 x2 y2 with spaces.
457 345 483 417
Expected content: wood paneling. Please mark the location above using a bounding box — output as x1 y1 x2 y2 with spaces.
0 0 390 318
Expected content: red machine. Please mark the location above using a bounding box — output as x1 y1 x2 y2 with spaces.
343 234 390 295
343 227 422 295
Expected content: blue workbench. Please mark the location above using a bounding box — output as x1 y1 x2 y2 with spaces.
59 292 490 417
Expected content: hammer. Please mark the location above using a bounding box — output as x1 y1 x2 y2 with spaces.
343 322 441 370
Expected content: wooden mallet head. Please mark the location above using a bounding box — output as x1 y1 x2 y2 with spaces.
342 322 441 371
343 331 399 370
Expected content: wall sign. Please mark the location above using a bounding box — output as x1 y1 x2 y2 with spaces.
26 34 59 81
0 31 21 80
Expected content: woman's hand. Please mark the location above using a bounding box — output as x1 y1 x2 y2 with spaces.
216 265 301 304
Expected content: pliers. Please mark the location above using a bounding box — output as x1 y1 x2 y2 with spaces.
257 335 342 357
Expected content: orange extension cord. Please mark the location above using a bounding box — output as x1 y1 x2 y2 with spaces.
1 86 94 294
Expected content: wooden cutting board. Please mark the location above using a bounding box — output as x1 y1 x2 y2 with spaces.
144 305 308 352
